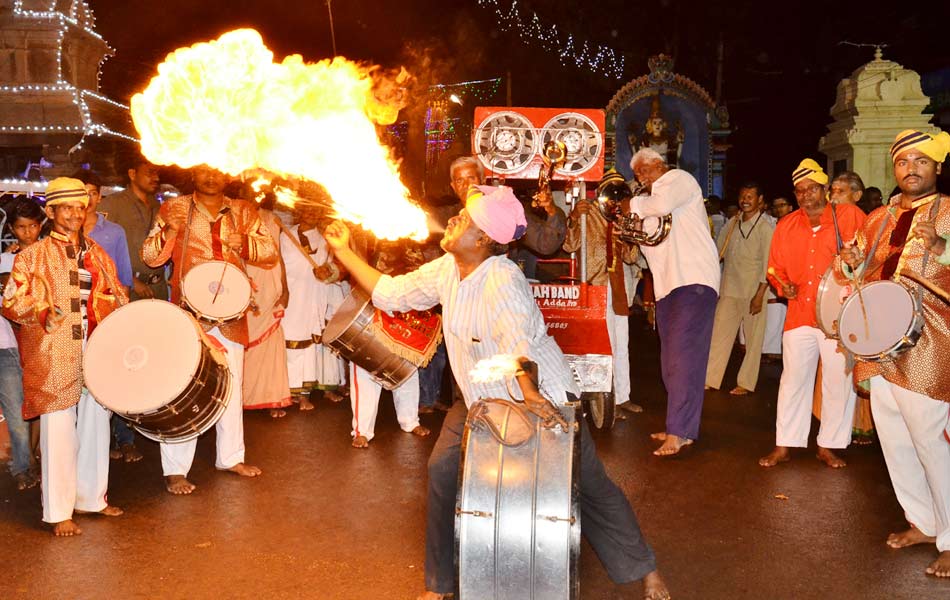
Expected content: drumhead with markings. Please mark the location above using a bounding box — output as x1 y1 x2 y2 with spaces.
181 260 251 321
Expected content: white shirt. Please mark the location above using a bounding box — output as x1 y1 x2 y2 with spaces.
630 169 721 301
373 254 580 407
0 253 19 349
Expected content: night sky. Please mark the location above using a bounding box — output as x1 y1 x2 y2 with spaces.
88 0 949 201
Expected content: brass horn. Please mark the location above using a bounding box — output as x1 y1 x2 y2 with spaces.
595 180 672 247
532 140 567 209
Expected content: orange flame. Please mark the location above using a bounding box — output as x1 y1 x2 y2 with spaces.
131 29 427 241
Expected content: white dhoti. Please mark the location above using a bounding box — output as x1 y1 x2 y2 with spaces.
605 281 631 405
871 376 950 551
161 327 245 476
706 295 767 391
775 325 855 448
350 364 420 442
761 301 786 355
40 390 111 523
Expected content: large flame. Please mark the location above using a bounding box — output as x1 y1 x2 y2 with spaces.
131 29 427 241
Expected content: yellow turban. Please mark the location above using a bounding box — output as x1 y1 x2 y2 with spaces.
890 130 950 163
44 177 89 207
791 159 828 186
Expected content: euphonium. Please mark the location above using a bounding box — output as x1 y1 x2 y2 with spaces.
532 140 567 209
595 180 672 247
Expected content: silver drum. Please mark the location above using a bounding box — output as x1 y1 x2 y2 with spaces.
456 399 580 600
815 265 854 339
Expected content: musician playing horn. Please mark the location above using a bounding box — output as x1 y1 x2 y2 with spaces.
323 185 670 600
142 165 278 495
2 178 128 536
837 129 950 578
760 159 865 469
629 147 720 456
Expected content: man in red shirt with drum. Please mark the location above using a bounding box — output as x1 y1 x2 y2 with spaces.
142 165 278 494
760 159 866 469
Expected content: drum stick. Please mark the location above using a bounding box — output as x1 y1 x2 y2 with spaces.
766 267 788 289
900 269 950 305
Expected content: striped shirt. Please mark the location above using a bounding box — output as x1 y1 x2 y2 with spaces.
373 254 580 407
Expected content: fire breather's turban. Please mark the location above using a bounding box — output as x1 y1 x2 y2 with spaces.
466 185 528 245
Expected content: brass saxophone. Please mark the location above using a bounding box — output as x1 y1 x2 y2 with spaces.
595 179 672 247
532 140 567 209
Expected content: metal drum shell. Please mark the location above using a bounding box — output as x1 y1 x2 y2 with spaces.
455 400 581 600
838 280 924 362
321 288 416 390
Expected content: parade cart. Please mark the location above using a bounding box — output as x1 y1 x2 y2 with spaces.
472 106 618 429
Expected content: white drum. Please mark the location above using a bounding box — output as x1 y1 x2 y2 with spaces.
838 280 924 362
83 300 232 442
181 260 251 323
815 266 854 339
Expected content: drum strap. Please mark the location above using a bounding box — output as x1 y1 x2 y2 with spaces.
177 201 195 299
467 398 535 448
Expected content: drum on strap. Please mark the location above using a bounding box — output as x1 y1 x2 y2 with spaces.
815 266 854 339
181 260 252 324
456 398 580 600
83 300 232 443
322 288 441 390
838 280 924 362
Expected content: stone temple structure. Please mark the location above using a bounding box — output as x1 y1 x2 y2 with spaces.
0 0 137 183
819 48 942 195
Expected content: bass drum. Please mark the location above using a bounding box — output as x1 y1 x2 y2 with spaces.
456 399 580 600
582 391 615 430
838 280 924 362
83 300 231 443
321 287 416 390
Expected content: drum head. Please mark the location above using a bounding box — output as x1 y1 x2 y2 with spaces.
816 269 852 337
83 300 203 413
182 261 251 320
839 281 914 356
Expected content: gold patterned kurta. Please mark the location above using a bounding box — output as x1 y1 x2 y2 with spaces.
141 195 278 347
2 232 128 419
833 194 950 402
564 206 639 315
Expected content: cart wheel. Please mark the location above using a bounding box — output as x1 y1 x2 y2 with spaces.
583 391 615 430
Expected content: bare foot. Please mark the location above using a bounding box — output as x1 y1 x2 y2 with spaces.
415 592 451 600
299 397 315 411
75 504 124 517
851 435 874 446
14 471 39 491
758 446 791 467
120 443 143 463
887 525 936 549
816 447 847 468
226 463 262 477
653 434 693 456
618 402 644 414
411 425 431 437
324 390 344 403
53 519 82 537
650 431 667 441
704 385 712 391
643 570 671 600
352 435 369 449
269 408 287 418
165 475 196 495
109 448 122 460
926 551 950 578
729 386 751 396
418 405 435 414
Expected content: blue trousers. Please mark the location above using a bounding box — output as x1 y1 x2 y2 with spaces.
0 347 32 476
418 341 447 408
655 284 718 441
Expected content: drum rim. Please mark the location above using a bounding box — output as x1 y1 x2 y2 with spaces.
838 279 923 358
181 260 251 321
815 266 849 339
322 286 371 344
83 300 205 413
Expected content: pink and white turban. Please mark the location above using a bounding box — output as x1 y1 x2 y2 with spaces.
465 185 527 244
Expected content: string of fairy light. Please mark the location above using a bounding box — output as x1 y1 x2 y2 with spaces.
476 0 626 80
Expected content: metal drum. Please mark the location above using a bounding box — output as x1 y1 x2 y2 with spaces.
456 399 580 600
83 300 232 443
839 280 924 362
815 266 854 339
181 260 252 324
321 287 416 390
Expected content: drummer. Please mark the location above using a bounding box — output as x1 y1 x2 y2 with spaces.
837 129 950 578
142 165 278 495
2 177 128 536
323 185 670 600
760 159 866 469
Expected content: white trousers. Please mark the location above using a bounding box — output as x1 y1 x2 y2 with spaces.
775 326 855 448
605 305 631 406
350 364 420 441
706 296 767 391
761 302 786 355
871 376 950 551
40 390 111 523
161 327 246 476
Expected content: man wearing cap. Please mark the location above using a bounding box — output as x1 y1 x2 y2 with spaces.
760 159 866 469
838 130 950 577
324 185 670 600
564 169 642 414
2 177 128 536
629 147 721 456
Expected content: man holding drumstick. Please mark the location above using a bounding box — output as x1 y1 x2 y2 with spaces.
142 165 277 494
837 130 950 578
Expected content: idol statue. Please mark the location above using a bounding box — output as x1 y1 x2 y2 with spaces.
626 93 684 167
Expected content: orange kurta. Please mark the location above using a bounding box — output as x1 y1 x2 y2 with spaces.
2 232 128 419
768 203 866 331
141 195 278 347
